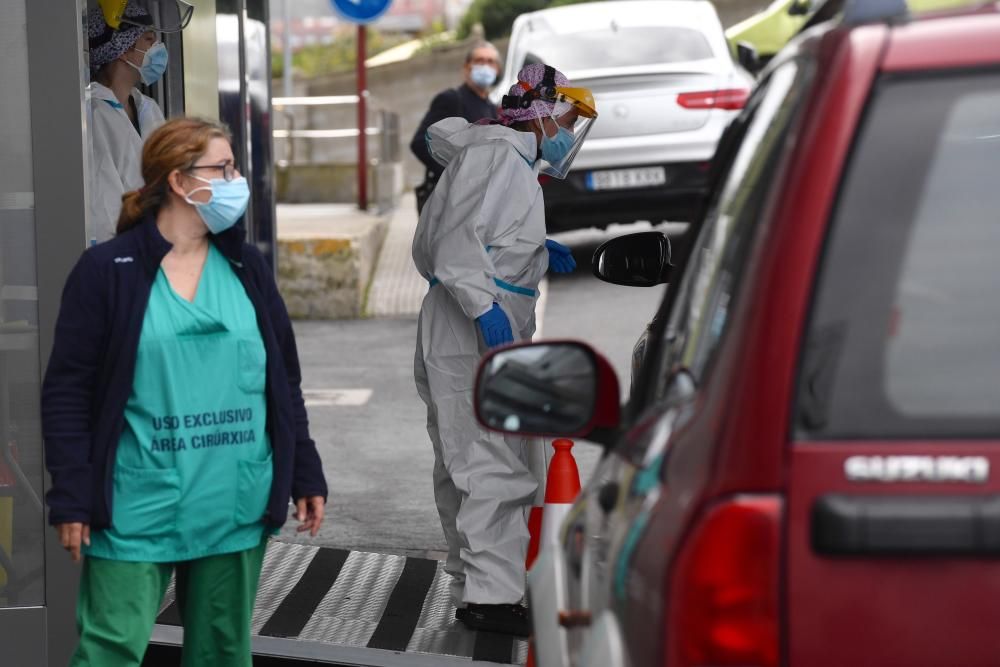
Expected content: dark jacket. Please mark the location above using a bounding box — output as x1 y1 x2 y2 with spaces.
41 216 328 530
410 84 499 179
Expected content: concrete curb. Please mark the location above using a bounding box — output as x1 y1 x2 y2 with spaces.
277 204 390 320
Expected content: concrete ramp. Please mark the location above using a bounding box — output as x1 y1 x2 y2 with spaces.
152 540 528 666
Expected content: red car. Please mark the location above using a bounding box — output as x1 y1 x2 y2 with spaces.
475 3 1000 666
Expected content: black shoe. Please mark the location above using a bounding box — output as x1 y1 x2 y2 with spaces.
456 603 531 637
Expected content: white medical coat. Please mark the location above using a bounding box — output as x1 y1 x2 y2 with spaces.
88 82 165 242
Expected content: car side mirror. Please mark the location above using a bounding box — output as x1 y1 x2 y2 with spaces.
474 341 622 446
788 0 812 16
736 41 762 74
591 231 673 288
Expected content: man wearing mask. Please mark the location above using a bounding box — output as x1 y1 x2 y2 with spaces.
409 42 502 213
87 2 169 243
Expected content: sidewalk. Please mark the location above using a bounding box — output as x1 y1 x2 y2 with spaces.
367 193 425 318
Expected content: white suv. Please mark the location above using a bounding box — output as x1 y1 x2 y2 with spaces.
494 0 752 230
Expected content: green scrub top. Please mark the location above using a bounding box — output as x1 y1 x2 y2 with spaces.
87 244 273 562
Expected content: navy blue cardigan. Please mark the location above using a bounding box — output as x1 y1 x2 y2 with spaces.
42 216 328 530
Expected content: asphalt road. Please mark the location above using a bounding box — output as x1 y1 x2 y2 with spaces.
276 225 669 558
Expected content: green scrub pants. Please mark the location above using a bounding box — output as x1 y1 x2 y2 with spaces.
70 538 268 667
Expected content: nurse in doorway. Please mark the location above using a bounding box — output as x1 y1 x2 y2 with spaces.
86 2 168 242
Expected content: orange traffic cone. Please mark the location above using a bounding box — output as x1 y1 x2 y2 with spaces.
524 439 580 667
526 504 544 569
525 438 552 570
540 439 581 549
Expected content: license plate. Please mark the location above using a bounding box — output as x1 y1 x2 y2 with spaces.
586 167 667 191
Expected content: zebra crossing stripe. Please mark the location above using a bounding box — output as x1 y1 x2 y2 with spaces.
259 548 350 638
366 557 438 651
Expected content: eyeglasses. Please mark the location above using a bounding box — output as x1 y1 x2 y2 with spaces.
189 162 238 182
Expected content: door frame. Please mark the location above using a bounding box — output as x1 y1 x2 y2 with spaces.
23 0 92 664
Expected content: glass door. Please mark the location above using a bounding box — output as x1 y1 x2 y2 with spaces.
0 0 52 662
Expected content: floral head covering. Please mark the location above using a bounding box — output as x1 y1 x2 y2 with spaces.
87 3 154 71
498 63 571 125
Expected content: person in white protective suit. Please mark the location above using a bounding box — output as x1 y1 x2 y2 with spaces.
412 62 597 636
86 2 172 243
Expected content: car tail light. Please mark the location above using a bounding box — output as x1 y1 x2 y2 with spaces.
667 496 782 667
676 89 750 110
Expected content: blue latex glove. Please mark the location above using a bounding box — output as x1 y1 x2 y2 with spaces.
545 239 576 273
477 303 514 348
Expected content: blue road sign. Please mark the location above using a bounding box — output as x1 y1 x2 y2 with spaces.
330 0 392 24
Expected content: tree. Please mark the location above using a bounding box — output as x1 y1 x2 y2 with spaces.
458 0 549 40
272 27 409 79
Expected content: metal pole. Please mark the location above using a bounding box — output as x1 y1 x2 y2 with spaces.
357 24 368 211
282 0 293 98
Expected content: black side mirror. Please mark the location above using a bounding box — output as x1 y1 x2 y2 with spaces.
591 231 673 288
736 41 762 74
474 341 622 446
788 0 812 16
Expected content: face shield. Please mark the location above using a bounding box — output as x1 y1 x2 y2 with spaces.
501 66 599 180
535 86 598 179
99 0 194 33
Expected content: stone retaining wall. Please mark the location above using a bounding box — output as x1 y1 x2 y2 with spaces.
277 209 390 319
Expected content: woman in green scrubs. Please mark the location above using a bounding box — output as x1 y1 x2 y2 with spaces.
42 117 328 667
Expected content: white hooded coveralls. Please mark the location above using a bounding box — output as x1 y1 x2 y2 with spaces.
88 81 165 243
412 118 548 606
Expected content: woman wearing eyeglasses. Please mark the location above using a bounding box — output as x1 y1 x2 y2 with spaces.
41 117 328 667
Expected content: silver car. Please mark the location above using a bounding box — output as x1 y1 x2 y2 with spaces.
495 0 752 230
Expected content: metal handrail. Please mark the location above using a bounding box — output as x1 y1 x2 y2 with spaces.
271 96 399 165
272 95 360 107
273 128 381 139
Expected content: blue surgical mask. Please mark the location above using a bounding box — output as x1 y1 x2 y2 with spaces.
128 42 169 85
184 176 250 234
470 64 498 89
541 126 575 165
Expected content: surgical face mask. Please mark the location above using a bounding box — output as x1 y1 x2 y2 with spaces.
183 175 250 234
127 42 169 85
470 64 498 89
540 126 575 165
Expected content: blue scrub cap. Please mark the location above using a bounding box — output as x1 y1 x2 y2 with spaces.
87 3 154 71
